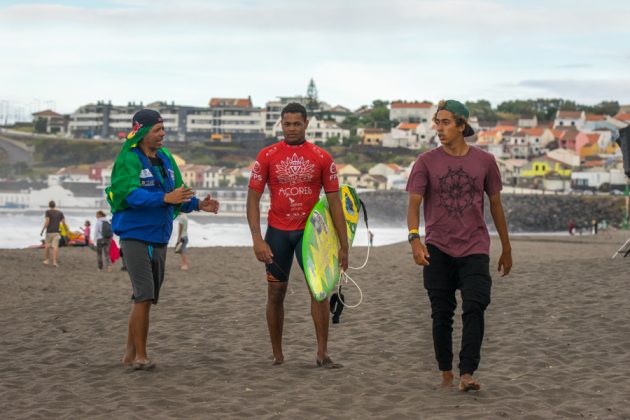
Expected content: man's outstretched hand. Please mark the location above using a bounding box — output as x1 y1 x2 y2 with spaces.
200 193 220 214
164 186 194 204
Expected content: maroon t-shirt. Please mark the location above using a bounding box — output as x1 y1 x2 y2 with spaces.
406 146 502 257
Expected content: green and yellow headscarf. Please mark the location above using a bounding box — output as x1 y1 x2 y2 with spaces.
105 109 184 214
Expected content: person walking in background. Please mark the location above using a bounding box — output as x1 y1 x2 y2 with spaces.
40 200 69 267
406 100 512 392
368 229 374 247
82 220 91 246
95 210 113 272
175 213 190 271
107 109 220 371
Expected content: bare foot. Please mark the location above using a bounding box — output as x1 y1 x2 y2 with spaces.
122 355 134 366
181 265 189 271
440 371 455 388
459 374 481 392
106 266 112 272
272 357 284 365
43 260 49 265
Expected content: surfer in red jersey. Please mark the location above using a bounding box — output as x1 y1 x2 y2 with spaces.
247 102 348 368
406 100 512 391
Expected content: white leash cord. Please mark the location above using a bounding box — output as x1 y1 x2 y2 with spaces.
337 228 370 308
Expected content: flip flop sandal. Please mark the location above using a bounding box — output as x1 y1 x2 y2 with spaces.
132 360 155 371
316 357 343 369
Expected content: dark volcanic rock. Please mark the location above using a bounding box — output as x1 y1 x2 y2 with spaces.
359 190 626 232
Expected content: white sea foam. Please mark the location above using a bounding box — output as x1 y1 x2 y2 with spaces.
0 211 414 249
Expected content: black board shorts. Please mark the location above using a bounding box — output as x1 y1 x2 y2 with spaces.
121 239 167 304
265 226 305 282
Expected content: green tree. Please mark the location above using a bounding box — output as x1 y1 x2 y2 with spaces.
234 175 248 187
339 114 361 130
465 100 497 122
34 118 47 133
363 100 390 129
581 101 620 116
325 135 340 146
342 134 361 147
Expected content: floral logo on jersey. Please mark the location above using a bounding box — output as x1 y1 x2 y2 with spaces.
276 153 314 184
250 161 263 182
438 166 478 216
329 162 338 181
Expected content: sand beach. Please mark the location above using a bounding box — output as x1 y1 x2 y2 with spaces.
1 231 630 419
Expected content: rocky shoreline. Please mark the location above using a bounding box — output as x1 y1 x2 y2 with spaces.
360 190 627 232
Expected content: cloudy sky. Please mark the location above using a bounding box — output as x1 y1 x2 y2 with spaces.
1 0 629 115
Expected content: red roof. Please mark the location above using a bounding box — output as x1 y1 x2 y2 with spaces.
209 98 252 108
391 101 432 109
582 160 605 168
586 114 606 121
558 111 582 119
495 125 516 132
387 163 402 173
552 129 565 140
478 130 499 137
615 113 630 121
398 123 419 130
586 133 600 143
32 109 63 118
521 128 545 136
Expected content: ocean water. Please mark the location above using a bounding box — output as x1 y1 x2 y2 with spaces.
0 211 413 249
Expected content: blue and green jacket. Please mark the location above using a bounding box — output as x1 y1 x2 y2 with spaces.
107 145 199 244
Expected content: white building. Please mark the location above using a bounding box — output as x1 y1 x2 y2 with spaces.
382 128 414 148
390 101 436 124
203 167 228 188
48 167 94 186
553 111 586 130
187 98 266 136
272 116 349 143
571 168 628 190
518 115 538 128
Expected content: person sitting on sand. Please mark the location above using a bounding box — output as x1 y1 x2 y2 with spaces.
246 103 348 369
406 100 512 391
106 109 220 371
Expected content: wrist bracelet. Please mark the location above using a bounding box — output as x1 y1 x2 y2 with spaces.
408 233 421 243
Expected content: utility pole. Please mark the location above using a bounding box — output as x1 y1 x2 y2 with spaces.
624 182 629 230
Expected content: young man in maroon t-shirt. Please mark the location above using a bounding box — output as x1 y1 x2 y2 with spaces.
247 103 349 369
406 100 512 391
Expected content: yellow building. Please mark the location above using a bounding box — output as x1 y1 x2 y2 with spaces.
521 159 571 178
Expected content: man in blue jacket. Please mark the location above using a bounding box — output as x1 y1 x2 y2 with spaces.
107 109 220 370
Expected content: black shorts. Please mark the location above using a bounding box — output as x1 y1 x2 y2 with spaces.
423 243 492 306
264 226 304 282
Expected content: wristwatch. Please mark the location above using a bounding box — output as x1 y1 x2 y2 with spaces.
408 233 421 243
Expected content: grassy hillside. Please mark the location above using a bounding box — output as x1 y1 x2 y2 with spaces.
8 136 422 173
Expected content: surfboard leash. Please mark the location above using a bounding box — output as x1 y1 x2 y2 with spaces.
349 198 370 270
337 198 369 308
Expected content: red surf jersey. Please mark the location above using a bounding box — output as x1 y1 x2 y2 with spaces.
248 141 339 230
